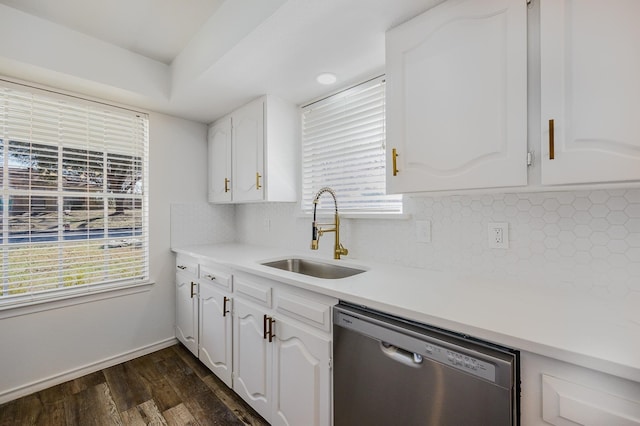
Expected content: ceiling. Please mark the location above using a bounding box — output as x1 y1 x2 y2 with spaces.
0 0 225 64
0 0 444 123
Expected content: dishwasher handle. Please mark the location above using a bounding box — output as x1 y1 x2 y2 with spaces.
380 342 423 368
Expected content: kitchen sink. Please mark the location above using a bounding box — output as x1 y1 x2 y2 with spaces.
261 258 365 279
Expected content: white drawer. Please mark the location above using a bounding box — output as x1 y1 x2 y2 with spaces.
199 263 233 291
275 291 332 332
234 275 272 308
175 255 198 276
542 374 640 426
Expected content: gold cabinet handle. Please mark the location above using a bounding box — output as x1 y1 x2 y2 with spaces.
177 265 187 270
190 281 196 298
392 148 399 176
223 296 230 317
256 172 262 190
224 177 230 193
548 119 555 160
204 274 215 281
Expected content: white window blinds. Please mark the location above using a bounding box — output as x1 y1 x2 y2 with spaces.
301 77 402 214
0 80 149 306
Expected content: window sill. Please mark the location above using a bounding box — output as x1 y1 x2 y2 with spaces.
337 212 411 220
296 211 411 221
0 280 154 319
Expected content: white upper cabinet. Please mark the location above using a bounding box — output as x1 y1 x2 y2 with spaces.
386 0 528 193
540 0 640 185
208 118 232 203
208 96 298 203
233 98 265 202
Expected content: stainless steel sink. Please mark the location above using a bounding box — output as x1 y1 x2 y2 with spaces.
261 258 365 279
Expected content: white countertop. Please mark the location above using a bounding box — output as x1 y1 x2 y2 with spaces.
173 243 640 382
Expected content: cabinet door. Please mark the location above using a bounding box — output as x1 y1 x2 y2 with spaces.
233 99 265 202
540 0 640 185
386 0 527 193
176 272 198 356
199 282 233 387
233 298 272 421
208 118 232 202
271 318 331 426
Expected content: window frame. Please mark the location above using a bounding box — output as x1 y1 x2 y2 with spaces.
0 78 150 311
300 76 403 218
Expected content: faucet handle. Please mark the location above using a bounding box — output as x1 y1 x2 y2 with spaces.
311 222 319 250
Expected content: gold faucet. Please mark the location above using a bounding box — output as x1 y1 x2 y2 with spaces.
311 187 348 259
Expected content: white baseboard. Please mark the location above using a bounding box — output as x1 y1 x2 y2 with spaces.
0 337 178 405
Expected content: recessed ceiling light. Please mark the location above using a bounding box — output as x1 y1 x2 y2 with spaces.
316 73 337 85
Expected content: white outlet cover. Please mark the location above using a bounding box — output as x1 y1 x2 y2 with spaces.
488 222 509 249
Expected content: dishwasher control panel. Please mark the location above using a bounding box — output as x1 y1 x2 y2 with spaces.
423 342 496 382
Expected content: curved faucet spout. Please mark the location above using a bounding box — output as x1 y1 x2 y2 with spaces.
312 187 338 218
310 187 348 259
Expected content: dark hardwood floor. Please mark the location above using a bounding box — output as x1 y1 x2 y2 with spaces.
0 344 269 426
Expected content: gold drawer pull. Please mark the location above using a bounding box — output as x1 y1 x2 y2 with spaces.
392 148 399 176
549 119 555 160
177 265 187 270
224 177 230 193
256 172 262 190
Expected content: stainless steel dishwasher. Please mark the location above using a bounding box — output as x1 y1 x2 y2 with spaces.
333 303 520 426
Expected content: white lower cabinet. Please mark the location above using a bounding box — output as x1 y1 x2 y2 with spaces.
175 255 199 356
520 351 640 426
542 375 640 426
233 298 332 425
198 262 233 388
174 257 234 384
232 272 336 425
233 298 273 420
199 280 233 388
175 256 336 425
272 316 331 426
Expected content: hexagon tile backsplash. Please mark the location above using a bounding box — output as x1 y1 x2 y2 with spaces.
173 188 640 300
394 189 640 298
170 203 236 248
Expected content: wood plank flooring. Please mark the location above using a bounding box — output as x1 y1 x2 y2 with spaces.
0 344 269 426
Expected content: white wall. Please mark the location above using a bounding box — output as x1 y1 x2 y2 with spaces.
0 112 208 403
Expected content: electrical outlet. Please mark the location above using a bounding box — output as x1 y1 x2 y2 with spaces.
415 220 431 243
488 222 508 249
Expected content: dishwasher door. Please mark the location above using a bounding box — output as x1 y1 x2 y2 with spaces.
333 304 519 426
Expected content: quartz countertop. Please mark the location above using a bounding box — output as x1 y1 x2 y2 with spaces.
173 243 640 382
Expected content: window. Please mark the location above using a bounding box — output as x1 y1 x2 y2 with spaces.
0 80 149 307
301 76 402 214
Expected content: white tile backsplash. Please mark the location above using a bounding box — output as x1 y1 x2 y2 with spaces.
170 203 236 248
171 188 640 300
231 188 640 299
